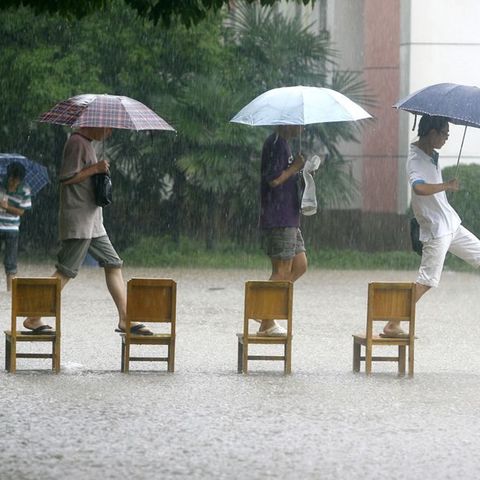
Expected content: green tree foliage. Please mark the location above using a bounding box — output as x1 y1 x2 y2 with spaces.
444 164 480 238
0 0 316 26
0 0 370 254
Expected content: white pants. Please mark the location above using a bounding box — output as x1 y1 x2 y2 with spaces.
418 225 480 288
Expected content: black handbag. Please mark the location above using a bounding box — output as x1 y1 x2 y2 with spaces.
92 173 112 207
410 217 423 256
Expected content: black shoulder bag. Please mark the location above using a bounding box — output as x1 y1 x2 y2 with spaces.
92 173 112 207
410 217 423 256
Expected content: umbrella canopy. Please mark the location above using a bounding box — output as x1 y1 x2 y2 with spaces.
0 153 49 195
393 83 480 128
230 85 372 126
394 83 480 173
39 94 175 131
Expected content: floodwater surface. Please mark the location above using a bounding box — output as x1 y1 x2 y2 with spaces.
1 265 480 479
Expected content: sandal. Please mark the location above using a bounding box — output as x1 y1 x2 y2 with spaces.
257 324 287 337
115 323 154 336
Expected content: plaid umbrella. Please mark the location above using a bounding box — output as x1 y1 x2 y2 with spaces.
39 94 175 131
0 153 49 195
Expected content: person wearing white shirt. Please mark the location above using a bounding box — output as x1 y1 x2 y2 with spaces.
384 114 480 337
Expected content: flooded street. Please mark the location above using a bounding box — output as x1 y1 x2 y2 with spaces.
1 265 480 479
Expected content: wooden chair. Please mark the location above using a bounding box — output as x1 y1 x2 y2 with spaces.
5 277 61 373
353 282 416 376
237 281 293 374
121 278 176 373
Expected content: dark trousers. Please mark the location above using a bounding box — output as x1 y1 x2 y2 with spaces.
0 230 19 274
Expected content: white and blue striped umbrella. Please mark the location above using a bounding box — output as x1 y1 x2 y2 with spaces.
0 153 49 195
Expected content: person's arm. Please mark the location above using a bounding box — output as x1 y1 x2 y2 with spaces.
269 154 305 188
413 178 459 196
61 160 110 185
0 198 24 216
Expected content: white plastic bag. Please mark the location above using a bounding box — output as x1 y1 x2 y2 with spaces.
301 155 322 216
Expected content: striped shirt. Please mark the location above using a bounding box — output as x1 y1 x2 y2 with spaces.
0 178 32 232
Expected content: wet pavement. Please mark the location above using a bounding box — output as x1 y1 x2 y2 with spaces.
1 265 480 479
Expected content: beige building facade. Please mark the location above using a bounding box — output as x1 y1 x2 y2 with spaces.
285 0 480 215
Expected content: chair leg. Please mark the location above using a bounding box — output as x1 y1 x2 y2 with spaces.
242 340 249 374
120 339 125 372
123 338 130 373
167 340 175 373
408 344 414 376
54 336 61 373
237 340 243 373
5 336 11 371
353 341 361 372
51 339 55 371
365 344 372 375
285 339 292 374
9 337 16 373
398 345 406 376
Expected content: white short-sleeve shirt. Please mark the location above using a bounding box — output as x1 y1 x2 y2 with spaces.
407 144 461 242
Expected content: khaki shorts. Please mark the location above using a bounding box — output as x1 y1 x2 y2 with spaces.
56 235 123 278
261 227 306 260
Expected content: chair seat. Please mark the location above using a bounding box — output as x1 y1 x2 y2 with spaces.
121 333 173 345
5 330 57 341
237 333 291 344
353 333 410 345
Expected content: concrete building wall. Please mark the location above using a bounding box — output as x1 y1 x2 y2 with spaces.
398 0 480 211
325 0 365 210
281 0 480 218
361 0 400 213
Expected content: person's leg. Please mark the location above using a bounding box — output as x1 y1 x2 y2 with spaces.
383 234 449 336
259 228 304 334
290 252 307 282
415 283 431 302
290 229 307 282
104 266 127 328
4 231 19 291
269 257 294 281
23 270 70 330
267 228 307 282
89 235 152 334
23 239 89 330
448 225 480 269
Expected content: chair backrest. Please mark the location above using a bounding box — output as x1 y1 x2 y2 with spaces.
11 277 61 332
126 278 176 326
244 281 293 335
367 282 416 337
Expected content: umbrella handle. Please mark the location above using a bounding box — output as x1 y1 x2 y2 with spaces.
454 125 468 179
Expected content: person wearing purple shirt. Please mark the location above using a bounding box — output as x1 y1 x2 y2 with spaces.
258 125 306 336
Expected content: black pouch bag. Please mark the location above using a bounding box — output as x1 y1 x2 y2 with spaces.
92 173 112 207
410 217 423 256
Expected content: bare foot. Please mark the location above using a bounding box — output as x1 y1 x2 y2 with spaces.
23 317 52 331
258 320 276 333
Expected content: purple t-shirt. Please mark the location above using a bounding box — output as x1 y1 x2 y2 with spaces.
259 133 301 229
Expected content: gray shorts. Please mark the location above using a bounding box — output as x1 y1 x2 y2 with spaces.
56 235 123 278
261 227 306 260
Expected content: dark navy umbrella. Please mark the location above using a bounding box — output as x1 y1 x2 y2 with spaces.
394 83 480 173
0 153 49 195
